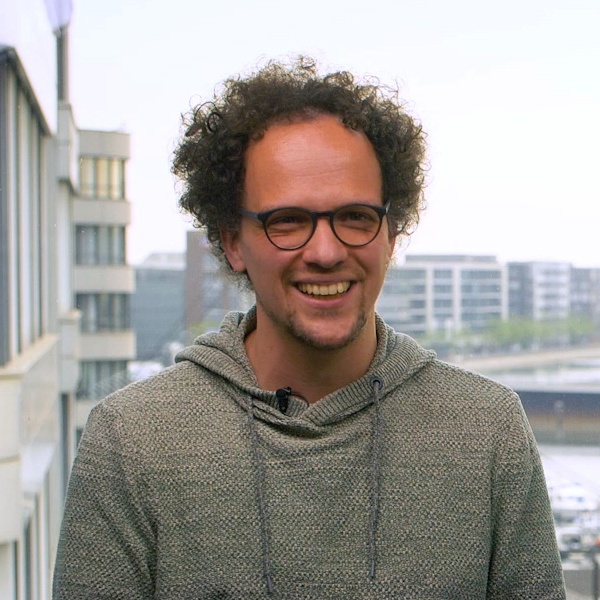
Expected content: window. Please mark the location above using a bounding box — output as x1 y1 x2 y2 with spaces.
95 157 109 197
434 284 453 294
434 269 452 279
400 269 426 280
409 285 426 294
409 299 426 309
77 360 128 400
109 158 125 199
75 225 126 265
434 298 453 308
462 298 501 308
76 293 130 332
79 156 126 199
461 270 501 281
0 55 46 364
79 156 95 196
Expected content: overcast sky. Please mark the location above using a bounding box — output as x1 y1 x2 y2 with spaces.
69 0 599 267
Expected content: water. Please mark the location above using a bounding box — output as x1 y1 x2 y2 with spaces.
485 358 600 391
540 444 600 497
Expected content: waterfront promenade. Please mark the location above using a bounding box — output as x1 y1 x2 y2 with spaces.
450 344 600 378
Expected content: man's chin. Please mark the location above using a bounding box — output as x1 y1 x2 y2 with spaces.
286 317 367 352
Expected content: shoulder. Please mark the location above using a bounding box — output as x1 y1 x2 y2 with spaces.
82 361 242 456
388 357 533 456
408 356 522 414
99 359 233 413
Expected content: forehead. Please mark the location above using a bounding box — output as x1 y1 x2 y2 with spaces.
243 114 381 208
248 113 374 164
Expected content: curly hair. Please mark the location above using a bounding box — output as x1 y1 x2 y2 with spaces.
172 56 427 279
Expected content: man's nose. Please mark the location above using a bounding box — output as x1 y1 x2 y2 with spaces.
301 217 348 268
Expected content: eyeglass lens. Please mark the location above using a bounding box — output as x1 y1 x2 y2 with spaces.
264 205 383 249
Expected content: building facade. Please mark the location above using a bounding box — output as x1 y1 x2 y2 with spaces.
570 266 600 326
131 252 185 363
184 230 253 339
0 3 78 597
1 3 134 596
377 255 507 338
73 130 135 434
508 261 571 321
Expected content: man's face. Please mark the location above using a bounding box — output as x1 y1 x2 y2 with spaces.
222 114 395 352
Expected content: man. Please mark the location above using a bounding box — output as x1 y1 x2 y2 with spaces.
53 58 566 598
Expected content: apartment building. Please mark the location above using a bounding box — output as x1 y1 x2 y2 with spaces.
508 261 571 321
570 266 600 325
377 255 508 337
1 3 135 596
0 3 78 597
73 130 135 433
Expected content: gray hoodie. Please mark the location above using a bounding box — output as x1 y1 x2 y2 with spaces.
53 309 565 599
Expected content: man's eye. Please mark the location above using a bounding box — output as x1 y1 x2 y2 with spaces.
339 210 377 223
271 215 299 225
267 211 309 230
347 211 369 220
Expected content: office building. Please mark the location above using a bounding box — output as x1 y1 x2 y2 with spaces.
73 130 135 433
377 255 507 338
185 230 253 338
131 252 185 362
1 3 134 596
0 3 78 597
508 261 571 321
570 266 600 325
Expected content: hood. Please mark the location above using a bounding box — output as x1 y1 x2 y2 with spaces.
175 307 436 426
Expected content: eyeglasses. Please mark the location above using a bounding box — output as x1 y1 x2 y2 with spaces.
240 202 390 250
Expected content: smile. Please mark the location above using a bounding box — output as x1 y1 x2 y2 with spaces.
297 282 351 296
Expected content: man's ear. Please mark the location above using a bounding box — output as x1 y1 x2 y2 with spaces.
387 231 398 263
383 231 399 270
221 228 246 272
388 232 397 257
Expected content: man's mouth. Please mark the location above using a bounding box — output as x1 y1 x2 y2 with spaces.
297 282 351 296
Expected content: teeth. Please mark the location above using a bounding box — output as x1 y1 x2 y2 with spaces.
298 282 351 296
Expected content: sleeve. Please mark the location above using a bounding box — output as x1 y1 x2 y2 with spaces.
486 396 566 600
52 401 156 600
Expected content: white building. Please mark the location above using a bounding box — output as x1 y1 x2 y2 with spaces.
0 1 134 596
508 261 571 321
73 130 135 435
377 255 508 338
0 2 78 597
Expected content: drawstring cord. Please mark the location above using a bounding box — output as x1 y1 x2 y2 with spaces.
368 375 383 579
247 397 275 593
247 376 384 593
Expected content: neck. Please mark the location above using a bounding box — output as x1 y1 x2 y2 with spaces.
245 313 378 404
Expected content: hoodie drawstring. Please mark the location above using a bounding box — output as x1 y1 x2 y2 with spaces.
247 376 384 594
247 397 275 594
368 375 383 579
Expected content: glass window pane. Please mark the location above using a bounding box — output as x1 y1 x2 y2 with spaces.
109 158 124 199
98 294 110 329
76 294 98 332
97 226 110 264
79 157 95 197
75 226 97 265
111 226 125 264
95 157 109 197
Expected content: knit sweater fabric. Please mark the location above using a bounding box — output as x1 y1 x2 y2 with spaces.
53 309 566 599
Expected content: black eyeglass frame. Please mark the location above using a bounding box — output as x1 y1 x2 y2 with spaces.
239 202 390 250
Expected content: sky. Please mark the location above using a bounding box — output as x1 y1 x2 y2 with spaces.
68 0 600 267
